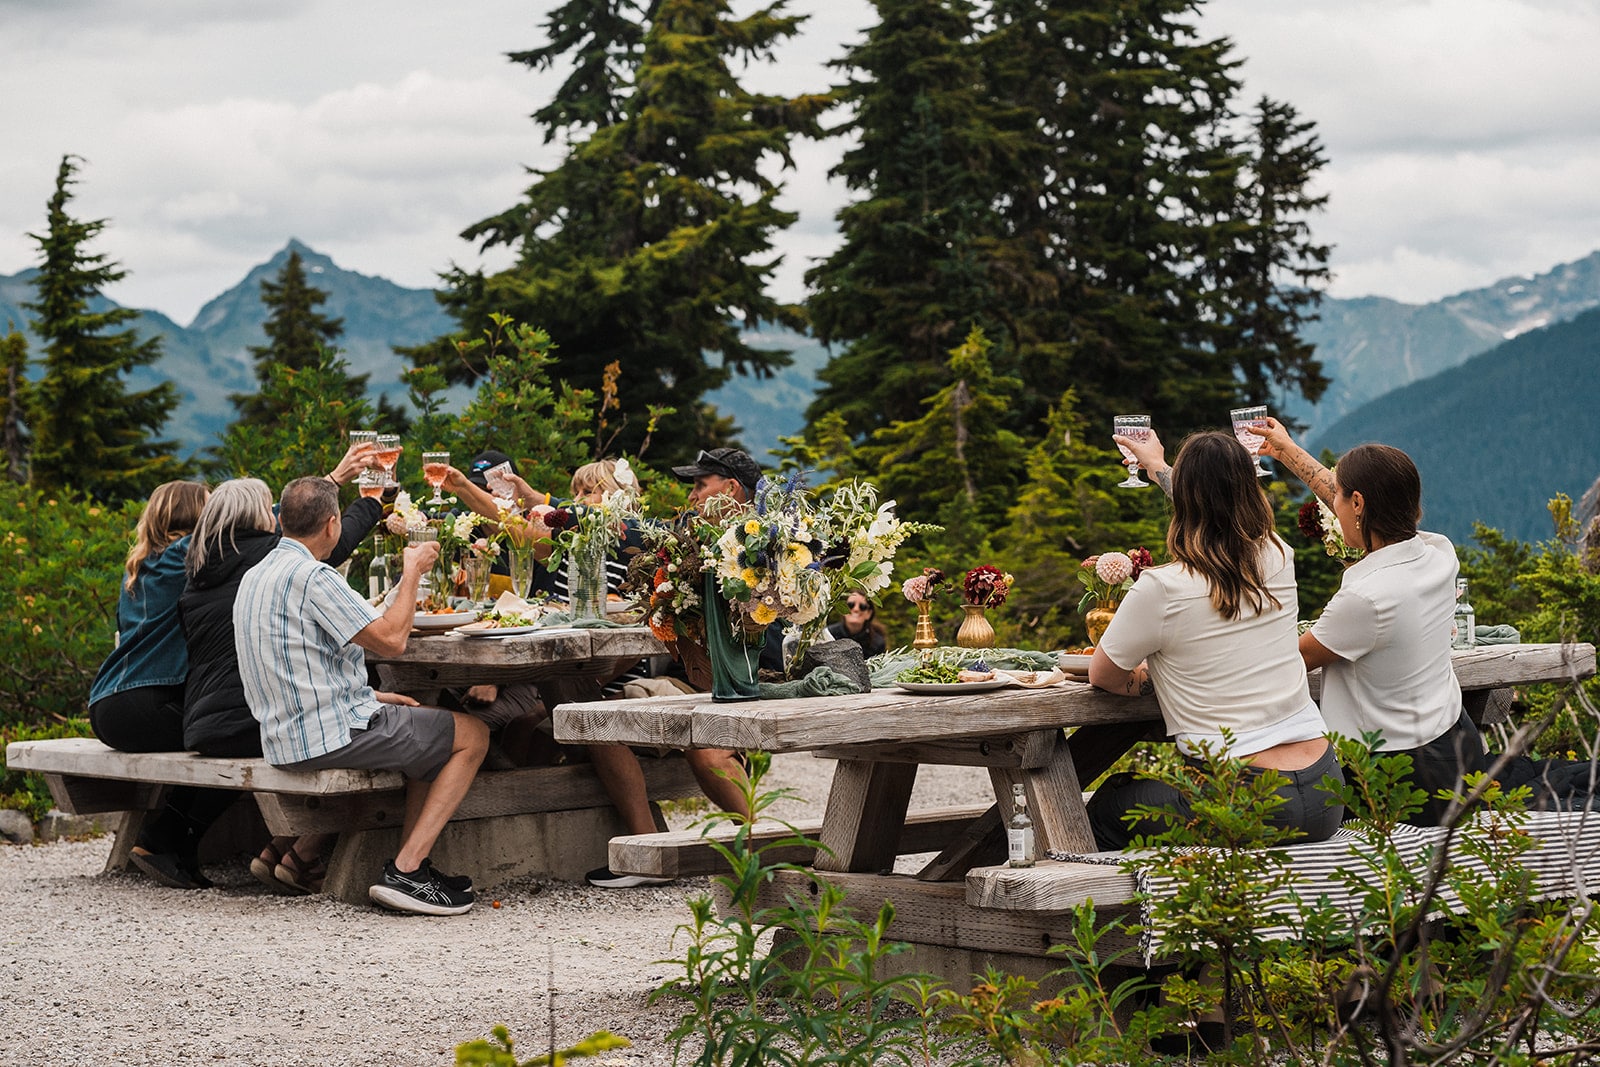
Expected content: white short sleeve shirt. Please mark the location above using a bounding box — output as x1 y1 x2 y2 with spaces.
1311 531 1462 751
1098 535 1318 753
234 538 382 765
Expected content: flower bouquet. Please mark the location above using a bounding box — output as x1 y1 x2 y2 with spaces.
1296 483 1364 562
902 567 948 651
540 459 643 617
962 565 1014 609
1076 549 1152 613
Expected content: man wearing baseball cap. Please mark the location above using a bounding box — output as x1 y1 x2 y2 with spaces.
671 447 761 507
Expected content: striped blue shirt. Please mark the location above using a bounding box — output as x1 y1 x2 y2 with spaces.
234 537 383 765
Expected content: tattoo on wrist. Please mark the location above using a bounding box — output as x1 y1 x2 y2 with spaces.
1153 469 1173 497
1139 678 1155 697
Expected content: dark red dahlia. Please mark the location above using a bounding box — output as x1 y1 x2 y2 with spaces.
1296 500 1323 543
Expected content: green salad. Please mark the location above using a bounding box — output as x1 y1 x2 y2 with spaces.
896 661 977 685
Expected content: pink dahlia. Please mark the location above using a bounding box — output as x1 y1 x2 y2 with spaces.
1095 552 1133 586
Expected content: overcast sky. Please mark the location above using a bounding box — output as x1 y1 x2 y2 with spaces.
3 0 1598 327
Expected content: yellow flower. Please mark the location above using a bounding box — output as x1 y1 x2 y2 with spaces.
751 602 778 625
744 519 763 535
787 542 813 567
741 567 759 588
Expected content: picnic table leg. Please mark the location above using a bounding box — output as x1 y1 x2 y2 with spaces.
991 731 1097 856
813 759 918 874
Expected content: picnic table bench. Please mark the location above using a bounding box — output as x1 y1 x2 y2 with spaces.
7 625 684 904
4 737 699 904
555 641 1596 984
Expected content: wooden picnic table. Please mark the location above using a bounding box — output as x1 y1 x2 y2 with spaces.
551 641 1596 981
371 623 668 692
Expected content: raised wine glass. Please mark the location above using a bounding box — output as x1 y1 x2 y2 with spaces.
374 434 402 488
356 468 385 500
1230 405 1271 477
1112 414 1152 489
422 451 451 506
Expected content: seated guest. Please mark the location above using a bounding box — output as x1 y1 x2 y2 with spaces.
88 480 223 889
180 468 382 893
235 477 488 915
1258 420 1484 825
826 596 888 657
1086 431 1343 850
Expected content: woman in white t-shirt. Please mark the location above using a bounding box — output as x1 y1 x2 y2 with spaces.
1258 421 1483 826
1087 431 1343 850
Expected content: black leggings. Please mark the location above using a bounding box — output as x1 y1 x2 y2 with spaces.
89 686 237 860
1391 708 1486 827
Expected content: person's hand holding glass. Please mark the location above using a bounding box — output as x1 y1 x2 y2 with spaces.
1112 414 1153 488
422 451 451 506
373 434 402 488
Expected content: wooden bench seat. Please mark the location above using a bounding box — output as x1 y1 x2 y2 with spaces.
609 802 997 879
965 858 1139 911
5 737 700 904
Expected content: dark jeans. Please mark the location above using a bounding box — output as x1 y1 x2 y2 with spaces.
1088 742 1345 852
89 686 238 861
1391 708 1486 827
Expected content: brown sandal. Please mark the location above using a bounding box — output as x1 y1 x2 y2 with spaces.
249 842 297 895
273 846 327 895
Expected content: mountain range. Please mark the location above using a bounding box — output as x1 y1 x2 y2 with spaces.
3 240 1598 542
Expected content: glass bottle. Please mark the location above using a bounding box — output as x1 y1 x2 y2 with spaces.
1007 783 1035 868
1451 577 1476 650
366 546 390 601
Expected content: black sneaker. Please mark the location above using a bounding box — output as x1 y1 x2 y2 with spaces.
419 858 473 893
585 864 673 889
130 847 211 891
369 860 475 916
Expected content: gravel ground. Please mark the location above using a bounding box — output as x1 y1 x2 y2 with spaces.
0 753 994 1067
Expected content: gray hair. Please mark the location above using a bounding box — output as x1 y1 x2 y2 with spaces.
279 476 340 538
187 478 276 577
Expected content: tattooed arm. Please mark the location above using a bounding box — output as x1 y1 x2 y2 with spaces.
1257 417 1336 507
1087 648 1154 697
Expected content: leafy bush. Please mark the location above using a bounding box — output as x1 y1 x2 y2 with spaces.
0 485 132 730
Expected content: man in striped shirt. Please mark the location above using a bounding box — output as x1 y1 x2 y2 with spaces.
234 477 489 915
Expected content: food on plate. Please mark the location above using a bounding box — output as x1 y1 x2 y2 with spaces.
896 662 963 685
466 610 542 630
956 668 996 683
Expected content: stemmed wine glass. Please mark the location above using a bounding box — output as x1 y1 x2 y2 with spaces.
1230 406 1271 478
1112 415 1152 489
422 451 451 506
374 434 402 488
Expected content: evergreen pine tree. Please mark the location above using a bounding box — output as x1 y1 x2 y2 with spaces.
2 327 28 483
231 248 362 427
24 156 185 501
216 348 375 487
415 0 828 459
979 0 1329 438
803 0 1015 437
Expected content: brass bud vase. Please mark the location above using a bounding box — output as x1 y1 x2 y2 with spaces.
955 604 996 649
911 601 938 652
1085 603 1117 646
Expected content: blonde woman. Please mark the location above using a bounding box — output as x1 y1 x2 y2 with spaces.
1087 431 1343 849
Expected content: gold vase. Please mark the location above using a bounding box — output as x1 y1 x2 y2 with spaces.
911 602 938 653
1085 603 1117 647
955 604 996 649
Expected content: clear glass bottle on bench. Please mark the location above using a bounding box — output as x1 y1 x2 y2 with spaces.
1451 577 1476 650
1008 783 1035 868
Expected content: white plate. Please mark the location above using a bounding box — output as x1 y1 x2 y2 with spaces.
1058 653 1093 673
411 611 478 631
897 679 1011 695
459 624 542 638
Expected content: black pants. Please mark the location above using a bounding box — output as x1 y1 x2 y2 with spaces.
89 686 238 860
1392 708 1487 827
1088 743 1345 852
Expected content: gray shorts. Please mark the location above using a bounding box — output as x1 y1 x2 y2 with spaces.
281 704 455 782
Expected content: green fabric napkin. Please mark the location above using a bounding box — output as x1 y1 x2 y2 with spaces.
756 665 862 699
1473 624 1521 645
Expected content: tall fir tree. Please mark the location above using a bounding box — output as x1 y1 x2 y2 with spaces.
415 0 829 460
977 0 1329 440
24 156 185 501
2 327 28 483
803 0 1017 437
231 248 351 424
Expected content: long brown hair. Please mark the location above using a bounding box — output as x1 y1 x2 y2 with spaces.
124 481 209 591
1166 432 1282 621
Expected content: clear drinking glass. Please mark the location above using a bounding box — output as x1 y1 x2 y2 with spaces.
1230 405 1271 477
348 429 377 453
422 451 451 505
374 434 402 487
356 468 385 500
1112 414 1152 489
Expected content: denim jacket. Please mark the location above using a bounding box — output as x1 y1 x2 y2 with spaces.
88 536 192 705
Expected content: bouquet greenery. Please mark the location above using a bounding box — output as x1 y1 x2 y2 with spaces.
1076 548 1152 613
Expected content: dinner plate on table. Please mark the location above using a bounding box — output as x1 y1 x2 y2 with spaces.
459 623 541 638
411 611 478 632
897 679 1011 695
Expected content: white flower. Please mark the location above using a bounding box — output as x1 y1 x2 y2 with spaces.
613 457 638 490
452 512 477 541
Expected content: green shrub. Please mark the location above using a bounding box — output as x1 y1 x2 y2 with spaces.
0 485 133 730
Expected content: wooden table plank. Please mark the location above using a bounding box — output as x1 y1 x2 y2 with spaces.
373 626 667 689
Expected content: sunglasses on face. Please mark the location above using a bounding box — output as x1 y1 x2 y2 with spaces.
847 601 869 610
